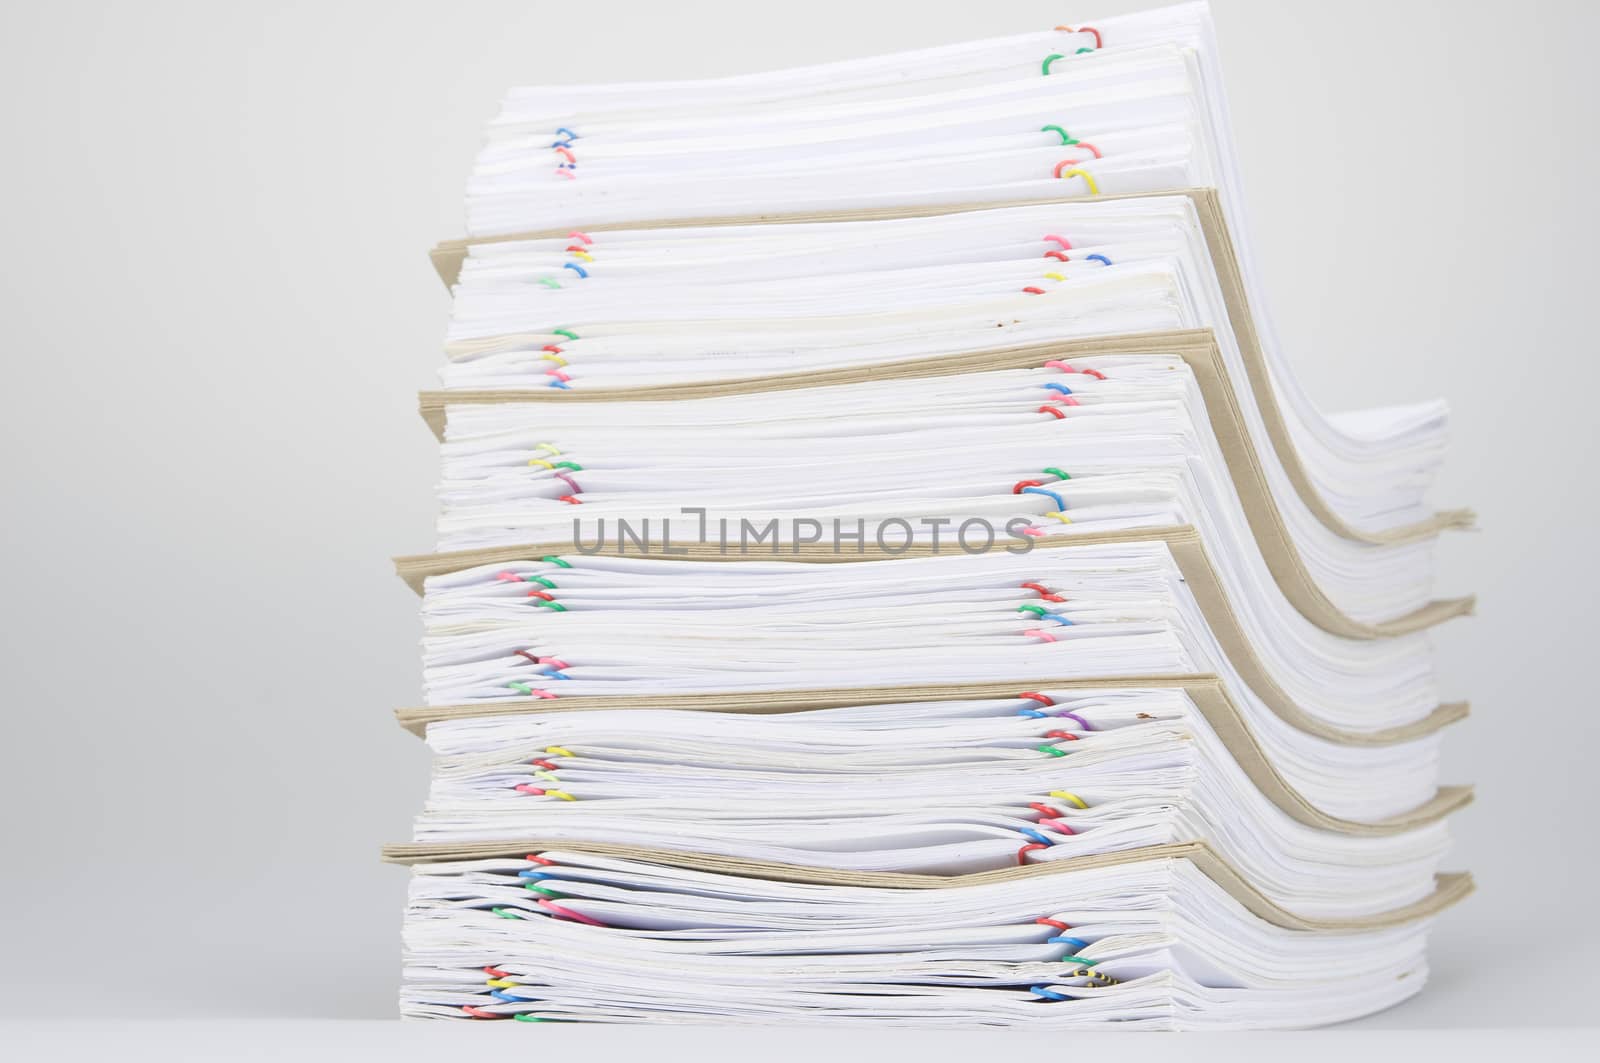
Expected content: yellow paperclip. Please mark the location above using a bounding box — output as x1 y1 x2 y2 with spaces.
534 443 561 456
533 770 561 784
540 354 568 367
528 459 556 469
543 789 577 802
546 746 575 758
1044 272 1066 282
1046 512 1073 525
1049 790 1089 809
486 979 519 989
1057 168 1100 195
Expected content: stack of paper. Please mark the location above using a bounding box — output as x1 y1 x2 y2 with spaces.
389 2 1473 1029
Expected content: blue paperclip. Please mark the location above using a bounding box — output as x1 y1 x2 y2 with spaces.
1031 986 1070 1001
1021 486 1066 510
1086 253 1112 266
1042 382 1074 396
563 262 588 278
1017 827 1055 847
1048 936 1090 952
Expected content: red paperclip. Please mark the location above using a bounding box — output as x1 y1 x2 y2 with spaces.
1054 25 1102 49
1017 842 1049 865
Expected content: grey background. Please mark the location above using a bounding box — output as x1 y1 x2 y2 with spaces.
0 0 1595 1031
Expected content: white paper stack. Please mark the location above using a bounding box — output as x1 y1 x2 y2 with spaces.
390 2 1473 1029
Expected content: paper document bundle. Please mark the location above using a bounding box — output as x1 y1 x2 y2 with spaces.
390 2 1473 1029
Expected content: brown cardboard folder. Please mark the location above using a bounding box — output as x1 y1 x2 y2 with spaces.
396 676 1471 836
413 329 1475 641
383 837 1474 934
392 526 1471 746
425 189 1473 552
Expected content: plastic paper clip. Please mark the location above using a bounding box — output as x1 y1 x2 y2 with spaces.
1021 486 1066 510
1056 168 1099 194
537 899 607 926
1055 25 1103 49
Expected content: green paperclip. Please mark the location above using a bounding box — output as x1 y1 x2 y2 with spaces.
552 462 583 473
534 600 567 612
552 328 579 341
1017 604 1050 618
1037 745 1069 758
491 907 525 919
1042 467 1071 481
541 556 573 568
1041 125 1078 146
523 884 565 899
526 575 558 589
538 278 561 289
1042 53 1064 75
